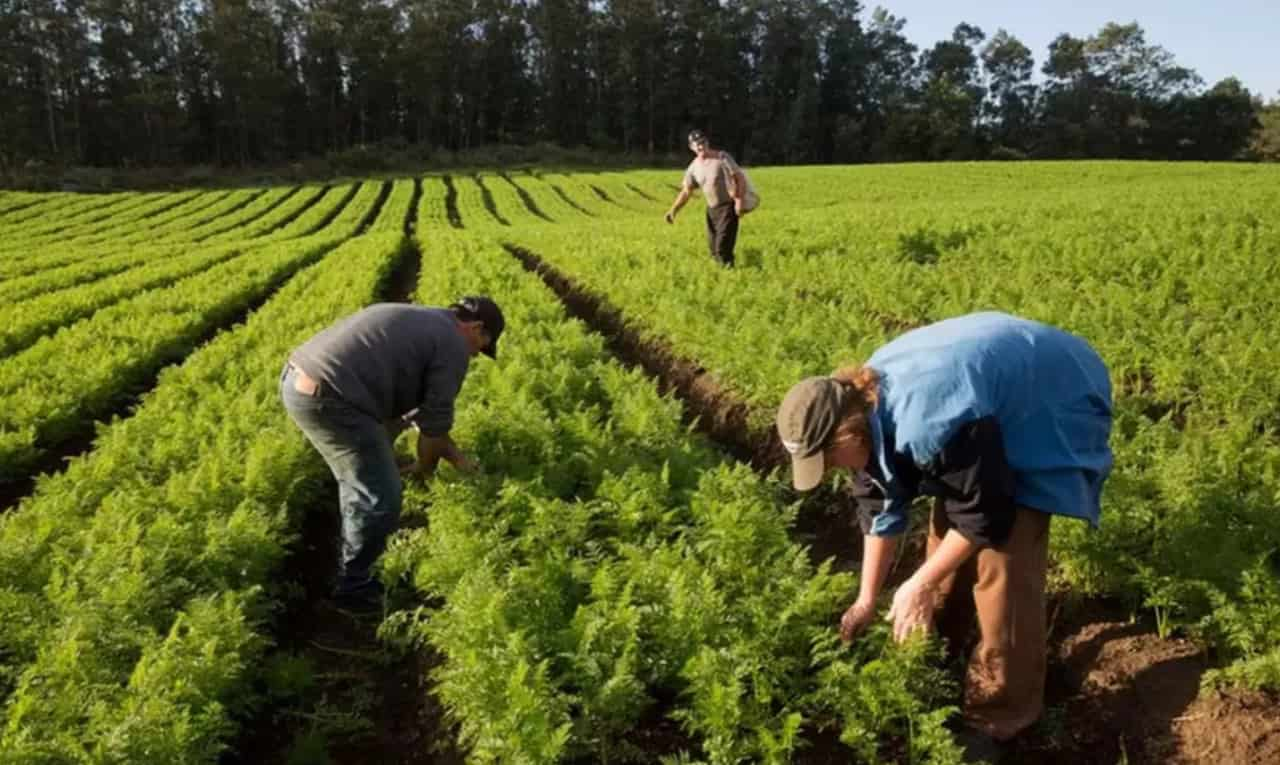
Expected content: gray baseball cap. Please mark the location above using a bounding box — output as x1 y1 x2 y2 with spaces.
776 377 853 491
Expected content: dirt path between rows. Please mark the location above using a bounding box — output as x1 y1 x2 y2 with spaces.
226 186 465 765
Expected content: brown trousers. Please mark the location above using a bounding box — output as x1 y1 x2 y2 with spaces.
927 502 1051 741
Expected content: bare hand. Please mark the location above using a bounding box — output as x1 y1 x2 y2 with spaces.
839 599 877 643
397 454 421 476
734 199 744 217
885 576 937 643
664 211 675 224
446 450 479 474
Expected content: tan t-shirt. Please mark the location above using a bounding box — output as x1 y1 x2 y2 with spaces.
683 151 745 208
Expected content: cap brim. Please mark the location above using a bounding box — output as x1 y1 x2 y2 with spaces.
791 451 825 491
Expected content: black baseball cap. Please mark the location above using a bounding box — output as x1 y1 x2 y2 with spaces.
688 129 708 145
451 295 505 359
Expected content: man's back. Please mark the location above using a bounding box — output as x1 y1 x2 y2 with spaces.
290 304 470 430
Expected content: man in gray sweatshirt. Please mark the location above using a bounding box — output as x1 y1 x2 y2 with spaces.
281 296 505 610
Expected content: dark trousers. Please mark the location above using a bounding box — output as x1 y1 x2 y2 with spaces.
705 202 739 267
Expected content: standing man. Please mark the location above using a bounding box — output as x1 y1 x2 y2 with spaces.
664 129 756 267
281 296 505 612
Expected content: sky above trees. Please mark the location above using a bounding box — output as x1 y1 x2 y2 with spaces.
880 0 1278 97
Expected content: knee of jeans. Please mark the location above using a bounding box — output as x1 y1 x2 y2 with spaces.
338 468 397 504
361 469 401 514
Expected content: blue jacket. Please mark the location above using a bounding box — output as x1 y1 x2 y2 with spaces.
855 312 1113 545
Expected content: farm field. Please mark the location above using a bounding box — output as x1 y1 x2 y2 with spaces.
0 162 1278 764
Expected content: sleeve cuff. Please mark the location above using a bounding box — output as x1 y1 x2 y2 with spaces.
869 511 908 537
863 496 910 537
409 413 451 438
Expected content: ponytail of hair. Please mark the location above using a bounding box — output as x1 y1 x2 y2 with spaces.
831 365 880 410
829 365 880 446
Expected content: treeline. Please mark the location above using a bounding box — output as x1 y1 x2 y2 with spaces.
2 0 1275 169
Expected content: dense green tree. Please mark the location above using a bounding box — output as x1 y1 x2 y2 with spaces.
599 0 669 153
401 0 475 149
1253 98 1280 161
743 0 822 162
917 22 985 159
530 0 593 146
477 0 535 145
1162 78 1258 160
1037 22 1221 159
1 0 94 165
1039 32 1100 157
0 4 1265 169
196 0 293 164
816 0 872 162
862 7 919 162
981 29 1035 155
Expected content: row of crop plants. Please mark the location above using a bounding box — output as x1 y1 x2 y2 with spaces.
0 181 395 486
0 189 232 252
0 192 74 220
0 188 410 765
0 190 171 238
0 183 351 283
439 172 660 231
478 163 1280 693
0 182 378 302
32 186 301 252
0 191 199 274
15 187 262 252
384 183 963 763
0 183 304 297
0 192 229 279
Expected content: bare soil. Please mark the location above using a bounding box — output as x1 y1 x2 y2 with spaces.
226 200 462 765
1004 610 1280 765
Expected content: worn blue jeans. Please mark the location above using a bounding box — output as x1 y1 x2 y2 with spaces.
281 363 401 596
